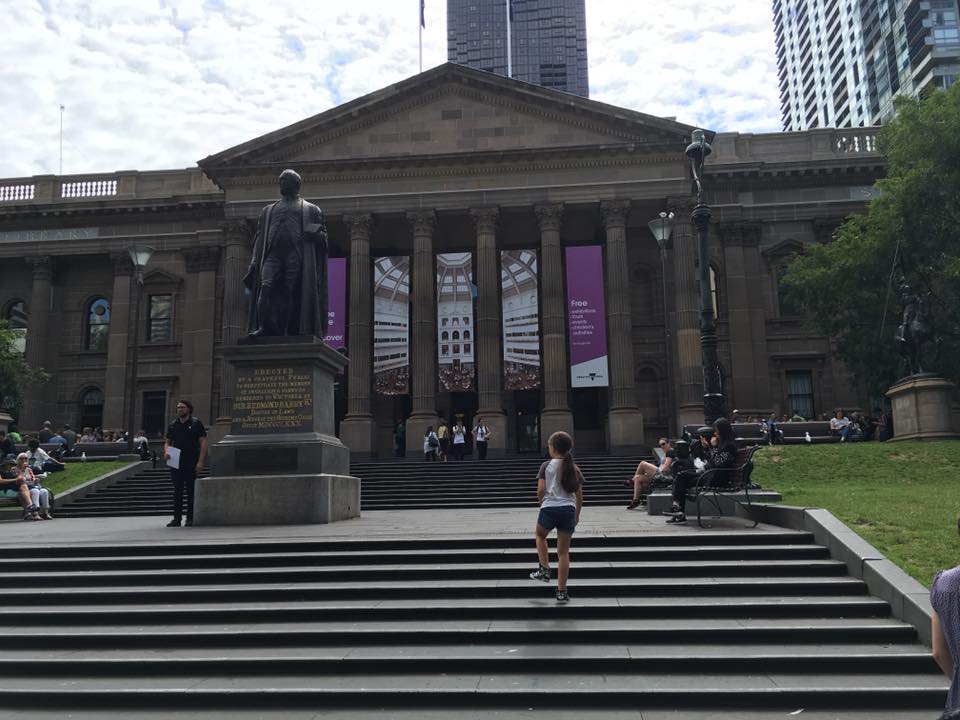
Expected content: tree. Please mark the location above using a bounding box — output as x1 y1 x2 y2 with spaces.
0 319 48 417
781 83 960 397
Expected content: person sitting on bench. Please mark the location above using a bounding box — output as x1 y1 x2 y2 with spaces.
0 458 33 515
665 418 738 525
626 438 674 510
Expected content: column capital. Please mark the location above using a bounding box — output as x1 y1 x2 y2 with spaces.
344 213 374 238
219 218 253 247
469 207 499 235
25 255 53 281
182 246 221 272
600 200 631 230
666 197 697 216
406 210 436 236
534 204 564 233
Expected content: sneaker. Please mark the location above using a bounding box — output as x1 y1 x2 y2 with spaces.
166 518 182 527
555 589 570 603
665 513 687 524
626 500 640 510
529 565 551 583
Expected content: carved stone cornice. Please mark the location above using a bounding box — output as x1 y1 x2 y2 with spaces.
219 218 253 247
25 255 53 282
716 222 762 247
469 207 499 236
406 210 436 237
343 213 373 240
182 246 221 272
600 200 631 230
534 204 564 233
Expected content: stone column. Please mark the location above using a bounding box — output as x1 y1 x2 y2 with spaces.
20 256 54 431
669 199 703 430
535 204 573 446
339 213 377 458
471 207 507 457
405 210 438 456
102 253 133 430
718 222 770 414
179 244 220 425
216 219 252 423
601 200 644 453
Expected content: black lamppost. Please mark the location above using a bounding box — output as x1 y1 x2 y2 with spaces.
647 211 675 435
686 129 726 424
126 245 154 454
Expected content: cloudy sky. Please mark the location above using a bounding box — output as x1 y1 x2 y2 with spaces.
0 0 783 179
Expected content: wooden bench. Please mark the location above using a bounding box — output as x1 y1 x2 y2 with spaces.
778 421 838 444
681 423 766 447
683 444 763 528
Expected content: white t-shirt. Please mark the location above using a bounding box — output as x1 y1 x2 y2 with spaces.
538 458 583 509
475 425 489 442
830 416 851 430
452 427 466 444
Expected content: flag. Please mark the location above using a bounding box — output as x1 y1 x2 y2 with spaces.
420 0 425 28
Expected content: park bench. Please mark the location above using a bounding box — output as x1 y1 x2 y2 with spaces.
778 421 838 444
681 423 766 447
682 444 763 528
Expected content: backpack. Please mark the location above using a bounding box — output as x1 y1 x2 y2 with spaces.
427 433 439 449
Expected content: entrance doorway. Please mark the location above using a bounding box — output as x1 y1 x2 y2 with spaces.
514 389 541 453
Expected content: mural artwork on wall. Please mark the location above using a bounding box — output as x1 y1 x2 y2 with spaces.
436 252 475 392
373 256 410 395
500 250 541 390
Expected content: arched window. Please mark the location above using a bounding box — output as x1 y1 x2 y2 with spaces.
4 300 27 354
463 330 471 340
452 330 460 341
441 331 449 341
79 387 104 431
86 297 110 351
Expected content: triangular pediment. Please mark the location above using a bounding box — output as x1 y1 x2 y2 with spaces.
199 64 704 182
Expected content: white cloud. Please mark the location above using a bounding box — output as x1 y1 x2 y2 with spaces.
0 0 782 178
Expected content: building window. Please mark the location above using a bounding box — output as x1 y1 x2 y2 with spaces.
79 387 104 431
86 297 110 351
141 391 167 439
4 300 27 354
148 295 172 341
785 370 815 420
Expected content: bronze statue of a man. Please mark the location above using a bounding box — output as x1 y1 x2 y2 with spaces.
243 169 328 338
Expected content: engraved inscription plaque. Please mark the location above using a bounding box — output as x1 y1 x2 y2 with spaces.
232 365 313 435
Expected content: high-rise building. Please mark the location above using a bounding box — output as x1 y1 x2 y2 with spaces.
774 0 960 131
447 0 589 97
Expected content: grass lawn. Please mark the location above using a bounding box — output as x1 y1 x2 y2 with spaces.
752 440 960 588
41 461 133 496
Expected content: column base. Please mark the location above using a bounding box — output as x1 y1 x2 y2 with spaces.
607 407 645 455
539 409 574 454
340 414 377 460
475 409 507 458
405 412 439 459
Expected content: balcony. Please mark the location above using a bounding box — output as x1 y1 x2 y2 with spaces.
0 169 220 205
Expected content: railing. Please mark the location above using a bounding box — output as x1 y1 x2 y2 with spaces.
0 184 35 202
60 179 118 198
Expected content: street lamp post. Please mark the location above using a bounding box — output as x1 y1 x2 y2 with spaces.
686 129 726 424
647 211 675 436
125 245 154 454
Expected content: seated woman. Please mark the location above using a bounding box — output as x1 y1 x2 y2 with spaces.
0 458 34 516
665 417 739 525
626 438 674 510
26 439 65 474
15 453 52 520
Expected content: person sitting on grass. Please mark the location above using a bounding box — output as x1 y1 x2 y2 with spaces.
665 418 738 525
626 437 673 510
26 439 65 474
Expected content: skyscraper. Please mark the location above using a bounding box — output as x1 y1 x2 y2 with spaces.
774 0 960 131
447 0 589 97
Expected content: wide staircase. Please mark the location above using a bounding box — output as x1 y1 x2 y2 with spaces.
0 531 945 715
57 455 648 517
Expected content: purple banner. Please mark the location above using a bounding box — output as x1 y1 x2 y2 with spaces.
565 245 609 388
323 257 346 351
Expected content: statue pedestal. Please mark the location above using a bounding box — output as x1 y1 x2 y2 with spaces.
886 375 959 442
196 337 360 525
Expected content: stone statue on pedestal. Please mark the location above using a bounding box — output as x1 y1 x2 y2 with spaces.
893 280 933 377
243 169 328 338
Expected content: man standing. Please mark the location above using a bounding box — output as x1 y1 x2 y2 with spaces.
61 424 77 453
473 417 491 460
163 399 207 528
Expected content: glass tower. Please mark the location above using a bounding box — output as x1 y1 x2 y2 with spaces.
773 0 960 131
447 0 589 97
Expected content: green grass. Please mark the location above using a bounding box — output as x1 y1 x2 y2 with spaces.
41 461 133 496
753 441 960 588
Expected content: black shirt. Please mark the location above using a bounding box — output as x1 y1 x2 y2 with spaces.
165 416 207 464
0 437 15 459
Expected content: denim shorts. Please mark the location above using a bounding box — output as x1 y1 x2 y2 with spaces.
537 505 576 535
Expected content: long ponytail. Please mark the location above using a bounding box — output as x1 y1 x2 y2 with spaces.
549 431 579 493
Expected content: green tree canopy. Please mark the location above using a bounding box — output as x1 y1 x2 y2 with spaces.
0 319 48 417
781 83 960 397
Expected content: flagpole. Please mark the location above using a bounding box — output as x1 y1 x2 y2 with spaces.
59 104 64 176
419 0 423 73
505 0 512 78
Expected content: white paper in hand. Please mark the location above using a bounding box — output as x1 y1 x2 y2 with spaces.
694 457 706 472
166 447 181 469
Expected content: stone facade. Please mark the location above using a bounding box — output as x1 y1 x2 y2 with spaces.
0 64 886 455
